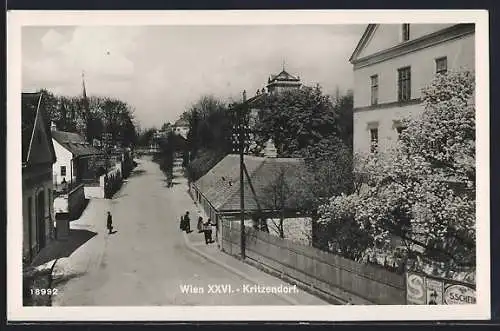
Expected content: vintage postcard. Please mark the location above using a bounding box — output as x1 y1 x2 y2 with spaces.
7 10 490 321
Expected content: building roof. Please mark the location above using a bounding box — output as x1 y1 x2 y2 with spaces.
22 92 56 165
349 24 474 65
269 70 300 83
245 93 268 108
52 130 102 157
349 24 376 63
174 119 189 127
194 154 307 213
22 93 41 162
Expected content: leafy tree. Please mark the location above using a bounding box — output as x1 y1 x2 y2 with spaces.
318 70 476 277
157 131 175 180
39 90 138 147
333 91 354 147
254 85 340 157
137 128 156 147
184 95 234 155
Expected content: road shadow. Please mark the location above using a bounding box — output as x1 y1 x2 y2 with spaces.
30 229 97 268
128 169 147 178
108 230 118 234
163 179 183 187
112 193 128 200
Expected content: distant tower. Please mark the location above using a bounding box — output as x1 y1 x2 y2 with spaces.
79 71 91 142
266 63 302 94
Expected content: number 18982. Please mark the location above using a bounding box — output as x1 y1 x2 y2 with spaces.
30 288 58 296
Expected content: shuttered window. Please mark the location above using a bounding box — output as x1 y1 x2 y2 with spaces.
398 67 411 102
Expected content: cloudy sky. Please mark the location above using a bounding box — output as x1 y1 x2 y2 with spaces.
22 25 365 128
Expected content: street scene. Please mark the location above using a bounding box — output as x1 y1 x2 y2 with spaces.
19 22 477 308
48 158 325 305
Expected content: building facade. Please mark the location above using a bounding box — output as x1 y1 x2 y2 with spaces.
51 128 103 191
349 23 475 154
173 119 189 139
22 92 57 262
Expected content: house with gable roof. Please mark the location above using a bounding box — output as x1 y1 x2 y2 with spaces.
349 23 475 155
22 92 57 262
192 154 311 246
51 125 104 191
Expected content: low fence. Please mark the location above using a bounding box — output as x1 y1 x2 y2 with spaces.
68 184 85 219
83 162 123 199
84 177 105 199
54 184 86 219
221 221 406 305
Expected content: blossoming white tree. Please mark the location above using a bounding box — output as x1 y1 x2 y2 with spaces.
318 70 475 278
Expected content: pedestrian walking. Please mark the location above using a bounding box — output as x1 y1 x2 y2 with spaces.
107 211 113 234
197 216 204 233
182 211 192 233
203 218 214 244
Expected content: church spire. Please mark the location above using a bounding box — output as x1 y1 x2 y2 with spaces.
82 71 88 101
81 71 91 142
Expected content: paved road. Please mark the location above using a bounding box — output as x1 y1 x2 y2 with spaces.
52 158 300 306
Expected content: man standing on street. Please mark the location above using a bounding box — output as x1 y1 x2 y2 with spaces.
182 211 192 233
107 211 113 234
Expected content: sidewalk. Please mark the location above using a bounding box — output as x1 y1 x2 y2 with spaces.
183 193 328 305
50 198 111 287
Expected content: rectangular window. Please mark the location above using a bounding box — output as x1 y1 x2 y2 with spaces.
436 56 448 74
398 67 411 102
370 75 379 105
370 128 378 152
60 166 66 176
402 24 410 41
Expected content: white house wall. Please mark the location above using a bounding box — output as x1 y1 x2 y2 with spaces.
52 139 76 185
353 33 474 154
353 33 474 108
353 103 423 154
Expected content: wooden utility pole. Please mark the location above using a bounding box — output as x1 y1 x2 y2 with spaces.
238 101 246 260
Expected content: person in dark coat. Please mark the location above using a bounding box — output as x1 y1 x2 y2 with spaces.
107 211 113 234
182 211 192 233
197 216 204 233
203 218 214 244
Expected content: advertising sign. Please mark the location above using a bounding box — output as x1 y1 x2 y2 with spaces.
406 272 426 304
426 278 444 305
406 272 476 305
444 284 476 304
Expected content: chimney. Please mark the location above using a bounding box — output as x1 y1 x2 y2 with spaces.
50 121 57 132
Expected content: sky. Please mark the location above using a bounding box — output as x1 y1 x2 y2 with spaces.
22 25 365 129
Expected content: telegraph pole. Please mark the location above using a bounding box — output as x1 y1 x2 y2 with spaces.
239 101 246 260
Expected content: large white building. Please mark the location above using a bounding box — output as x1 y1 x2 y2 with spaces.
349 23 475 154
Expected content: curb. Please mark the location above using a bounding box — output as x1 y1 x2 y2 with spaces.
182 232 300 305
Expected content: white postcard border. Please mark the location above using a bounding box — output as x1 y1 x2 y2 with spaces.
7 9 490 321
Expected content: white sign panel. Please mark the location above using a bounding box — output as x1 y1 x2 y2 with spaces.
406 272 426 304
444 284 476 305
